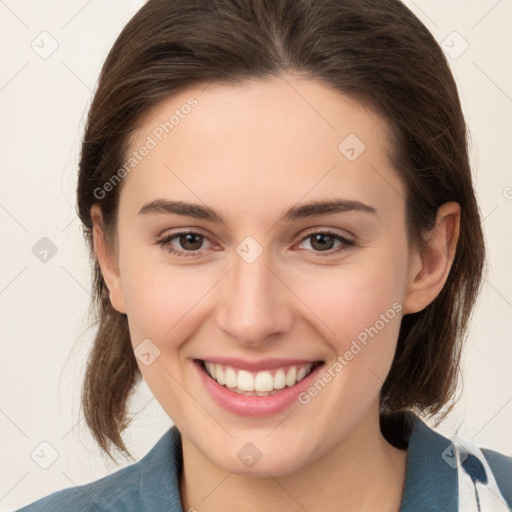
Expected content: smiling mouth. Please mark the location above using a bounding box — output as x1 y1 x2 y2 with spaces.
197 359 325 396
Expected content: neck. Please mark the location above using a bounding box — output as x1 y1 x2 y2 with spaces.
179 404 407 512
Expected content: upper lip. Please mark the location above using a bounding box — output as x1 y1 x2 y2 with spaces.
196 357 324 372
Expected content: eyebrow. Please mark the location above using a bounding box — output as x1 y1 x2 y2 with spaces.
138 198 377 223
282 198 377 221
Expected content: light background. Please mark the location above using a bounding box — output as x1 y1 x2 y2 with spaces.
0 0 511 510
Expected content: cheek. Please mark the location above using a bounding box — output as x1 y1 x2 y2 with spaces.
119 255 218 411
120 251 217 350
291 266 404 420
271 262 405 444
293 258 404 338
289 258 405 394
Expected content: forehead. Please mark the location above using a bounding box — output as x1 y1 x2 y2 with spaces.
120 75 404 224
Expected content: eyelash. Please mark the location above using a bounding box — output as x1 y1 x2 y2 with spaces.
157 229 356 259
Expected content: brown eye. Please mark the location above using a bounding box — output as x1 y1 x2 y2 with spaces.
298 230 355 257
157 231 212 257
178 233 205 251
309 233 336 252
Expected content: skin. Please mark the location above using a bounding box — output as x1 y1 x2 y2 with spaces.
92 73 460 512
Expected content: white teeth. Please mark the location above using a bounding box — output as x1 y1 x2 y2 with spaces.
225 366 237 388
285 366 297 387
273 369 286 389
254 371 274 392
215 366 226 385
205 362 215 375
237 370 254 391
203 361 317 393
296 367 307 382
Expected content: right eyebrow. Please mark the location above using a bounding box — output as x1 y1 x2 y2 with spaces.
138 200 224 222
137 198 377 223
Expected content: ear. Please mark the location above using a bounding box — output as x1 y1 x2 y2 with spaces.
90 204 127 314
403 202 460 315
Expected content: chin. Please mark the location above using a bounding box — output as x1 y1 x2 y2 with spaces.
226 455 308 479
203 436 316 478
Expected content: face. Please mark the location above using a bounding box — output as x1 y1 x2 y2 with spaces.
96 74 423 476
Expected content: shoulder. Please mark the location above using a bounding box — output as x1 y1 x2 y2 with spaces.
15 462 141 512
403 413 512 510
15 426 184 512
481 447 512 505
383 412 512 511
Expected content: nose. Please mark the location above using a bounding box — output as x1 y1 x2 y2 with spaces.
215 250 294 347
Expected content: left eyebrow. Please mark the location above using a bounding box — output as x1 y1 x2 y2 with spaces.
282 199 377 221
137 198 377 223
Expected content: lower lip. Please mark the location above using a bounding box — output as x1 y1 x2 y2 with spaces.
194 360 325 417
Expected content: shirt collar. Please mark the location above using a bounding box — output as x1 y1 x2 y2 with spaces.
137 412 458 512
396 412 459 511
138 425 184 512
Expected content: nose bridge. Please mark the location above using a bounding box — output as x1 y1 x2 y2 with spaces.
216 247 292 345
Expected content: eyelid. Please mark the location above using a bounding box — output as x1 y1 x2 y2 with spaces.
295 228 356 254
157 229 214 248
157 225 212 239
298 227 356 243
157 226 357 257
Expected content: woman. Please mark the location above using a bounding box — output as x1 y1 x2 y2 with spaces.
17 0 511 510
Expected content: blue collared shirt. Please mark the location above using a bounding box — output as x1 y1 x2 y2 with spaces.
15 413 512 511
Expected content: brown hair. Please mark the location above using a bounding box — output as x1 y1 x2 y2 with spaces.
77 0 485 461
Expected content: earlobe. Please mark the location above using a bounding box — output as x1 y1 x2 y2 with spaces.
403 202 460 315
90 204 127 314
